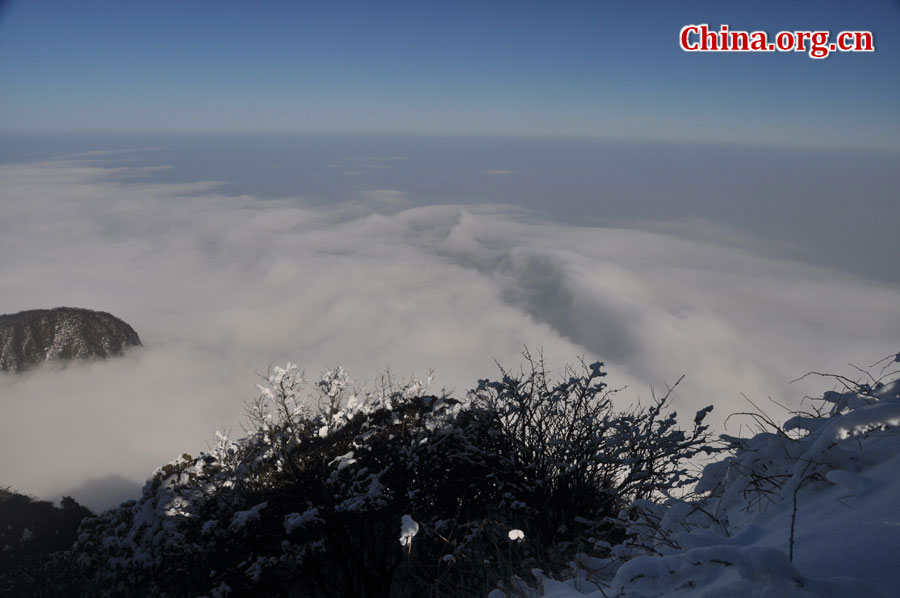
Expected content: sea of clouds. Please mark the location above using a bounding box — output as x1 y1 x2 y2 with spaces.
1 153 898 511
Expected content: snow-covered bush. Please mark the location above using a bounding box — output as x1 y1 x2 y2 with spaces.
475 354 715 514
34 355 715 597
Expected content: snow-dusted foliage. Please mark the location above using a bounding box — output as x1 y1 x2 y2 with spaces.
28 355 714 597
522 353 900 598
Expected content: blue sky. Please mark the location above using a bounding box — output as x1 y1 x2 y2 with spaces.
1 0 899 149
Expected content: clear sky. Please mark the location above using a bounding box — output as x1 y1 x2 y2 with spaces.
1 0 899 149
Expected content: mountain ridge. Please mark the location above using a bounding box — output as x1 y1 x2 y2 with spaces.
0 307 141 372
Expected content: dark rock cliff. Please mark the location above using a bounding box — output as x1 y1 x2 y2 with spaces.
0 307 141 372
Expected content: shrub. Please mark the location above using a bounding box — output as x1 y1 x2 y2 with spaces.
35 354 716 597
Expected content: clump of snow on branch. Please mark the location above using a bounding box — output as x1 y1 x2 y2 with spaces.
399 514 419 547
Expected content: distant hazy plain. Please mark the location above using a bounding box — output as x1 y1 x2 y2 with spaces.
4 133 898 281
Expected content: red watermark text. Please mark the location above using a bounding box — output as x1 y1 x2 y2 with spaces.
680 24 874 59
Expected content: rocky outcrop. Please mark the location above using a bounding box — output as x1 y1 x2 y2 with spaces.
0 307 141 372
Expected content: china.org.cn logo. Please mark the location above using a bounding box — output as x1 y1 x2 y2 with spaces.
680 24 874 59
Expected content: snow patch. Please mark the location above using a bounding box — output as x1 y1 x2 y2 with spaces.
399 514 419 547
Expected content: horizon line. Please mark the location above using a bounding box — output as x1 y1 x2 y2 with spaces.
2 129 899 154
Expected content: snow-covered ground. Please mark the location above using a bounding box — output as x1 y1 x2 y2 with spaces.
522 357 900 598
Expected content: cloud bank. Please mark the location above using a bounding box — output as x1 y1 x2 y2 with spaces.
1 156 897 510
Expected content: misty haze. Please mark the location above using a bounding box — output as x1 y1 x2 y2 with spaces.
1 134 895 506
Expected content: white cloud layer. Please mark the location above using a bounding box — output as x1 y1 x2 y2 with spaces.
1 157 898 510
